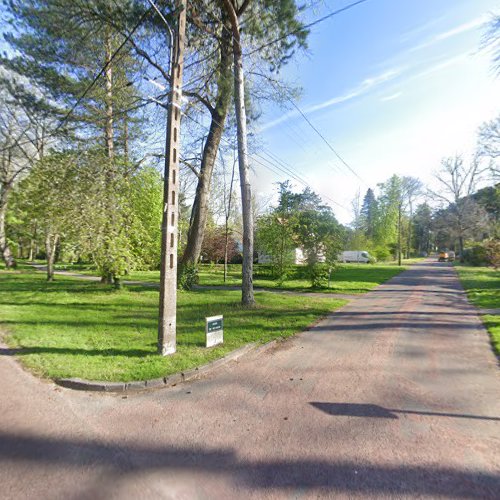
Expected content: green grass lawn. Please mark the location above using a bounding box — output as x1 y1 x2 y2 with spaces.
19 260 407 294
196 263 406 294
0 269 346 382
455 264 500 355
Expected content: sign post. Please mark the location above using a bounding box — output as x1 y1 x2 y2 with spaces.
206 315 224 348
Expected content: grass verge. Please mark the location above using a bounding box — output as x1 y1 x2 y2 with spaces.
0 269 346 382
455 264 500 356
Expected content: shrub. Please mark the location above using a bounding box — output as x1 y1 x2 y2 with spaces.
308 263 329 288
484 240 500 269
462 245 489 266
178 264 199 290
372 246 391 261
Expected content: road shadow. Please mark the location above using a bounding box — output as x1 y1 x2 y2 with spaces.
310 402 500 422
0 431 498 498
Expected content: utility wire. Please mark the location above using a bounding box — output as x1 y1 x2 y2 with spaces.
246 0 371 56
259 70 369 186
185 1 371 188
180 110 350 213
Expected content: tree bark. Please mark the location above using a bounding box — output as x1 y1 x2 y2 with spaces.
223 157 236 282
180 20 233 271
123 117 129 161
101 29 116 284
105 32 115 162
45 233 59 281
28 220 37 261
0 181 16 269
397 204 402 266
223 0 255 306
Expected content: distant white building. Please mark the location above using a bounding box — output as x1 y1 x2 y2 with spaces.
258 247 325 265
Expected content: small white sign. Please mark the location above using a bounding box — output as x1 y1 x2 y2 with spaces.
206 315 223 348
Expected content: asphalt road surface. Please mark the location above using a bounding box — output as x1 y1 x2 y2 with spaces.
1 261 499 499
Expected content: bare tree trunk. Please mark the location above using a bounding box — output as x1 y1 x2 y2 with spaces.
45 233 59 282
28 220 37 261
223 157 236 283
123 117 129 161
180 22 233 272
223 0 255 306
0 181 16 269
398 204 402 266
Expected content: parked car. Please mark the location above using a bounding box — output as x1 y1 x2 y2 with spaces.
338 250 372 263
438 251 449 262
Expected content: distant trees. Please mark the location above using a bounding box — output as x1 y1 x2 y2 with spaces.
477 115 500 181
412 203 433 255
430 155 489 259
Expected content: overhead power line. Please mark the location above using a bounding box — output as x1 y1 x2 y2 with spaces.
184 0 371 75
180 111 350 213
247 0 371 56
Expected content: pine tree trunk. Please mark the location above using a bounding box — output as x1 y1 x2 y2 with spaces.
223 0 255 306
102 30 116 284
180 23 232 272
180 110 227 265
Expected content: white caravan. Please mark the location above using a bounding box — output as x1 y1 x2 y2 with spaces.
338 250 371 263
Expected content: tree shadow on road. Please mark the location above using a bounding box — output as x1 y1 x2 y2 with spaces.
0 431 498 498
310 402 500 422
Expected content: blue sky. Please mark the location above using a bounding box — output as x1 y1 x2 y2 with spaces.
251 0 500 223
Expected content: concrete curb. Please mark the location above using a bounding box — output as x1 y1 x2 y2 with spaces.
55 341 270 393
54 304 350 394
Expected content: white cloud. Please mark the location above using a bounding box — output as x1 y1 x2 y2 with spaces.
259 67 404 131
380 92 402 102
409 16 488 52
406 51 472 82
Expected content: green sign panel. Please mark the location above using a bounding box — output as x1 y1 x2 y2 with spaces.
207 318 223 332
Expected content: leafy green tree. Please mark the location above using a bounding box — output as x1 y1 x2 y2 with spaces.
128 167 163 270
257 182 342 287
17 152 78 280
374 175 401 257
256 181 301 282
2 0 143 282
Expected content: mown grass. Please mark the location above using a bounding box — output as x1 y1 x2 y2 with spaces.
197 263 406 294
19 260 407 294
113 263 405 294
455 265 500 355
0 269 346 382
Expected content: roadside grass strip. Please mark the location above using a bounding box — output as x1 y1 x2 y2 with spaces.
455 265 500 356
0 269 346 382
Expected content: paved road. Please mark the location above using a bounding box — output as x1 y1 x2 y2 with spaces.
1 261 499 499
